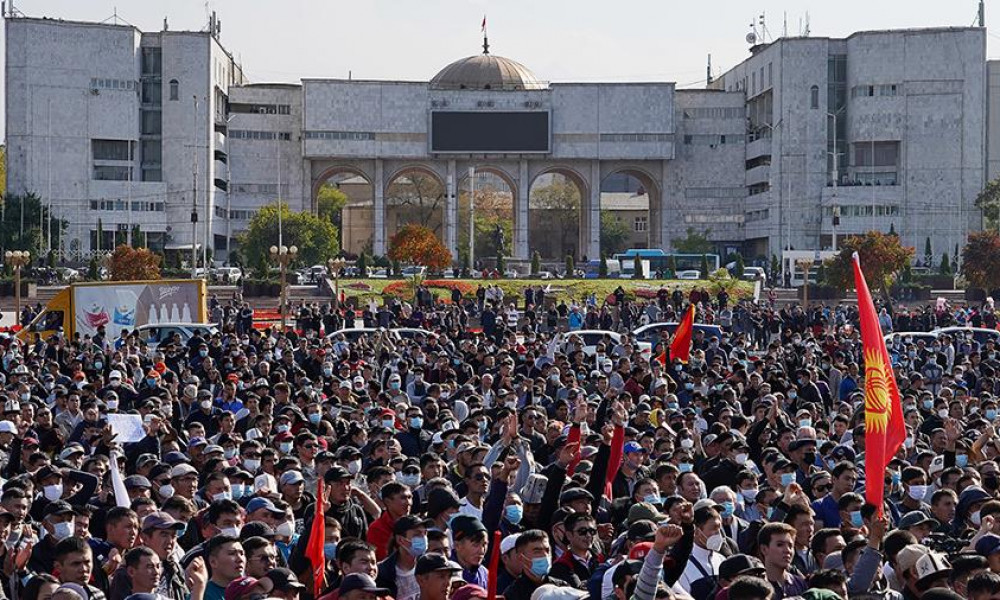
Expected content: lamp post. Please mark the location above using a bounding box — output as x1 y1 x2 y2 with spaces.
797 258 814 307
5 250 30 327
269 244 298 331
327 257 346 309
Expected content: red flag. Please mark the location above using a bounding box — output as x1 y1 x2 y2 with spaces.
603 424 624 499
852 253 905 516
487 530 502 600
481 16 487 32
305 479 326 596
670 304 696 363
566 424 582 476
654 349 667 367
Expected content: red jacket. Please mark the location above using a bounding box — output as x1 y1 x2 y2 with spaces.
366 511 397 560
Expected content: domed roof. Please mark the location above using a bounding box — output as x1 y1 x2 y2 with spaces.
430 44 545 91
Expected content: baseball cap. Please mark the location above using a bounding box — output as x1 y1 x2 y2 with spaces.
323 465 352 483
415 553 463 576
623 441 646 455
43 501 74 518
898 511 938 530
896 544 931 574
975 534 1000 557
170 464 199 479
265 568 305 591
450 515 487 541
142 511 185 532
453 585 488 600
426 488 462 518
59 444 85 460
279 471 304 486
123 475 151 490
246 498 285 516
626 520 656 542
559 488 594 504
338 574 389 596
500 534 521 555
224 577 261 600
530 585 589 600
915 552 952 587
392 515 433 536
240 522 276 541
719 554 765 579
627 502 667 525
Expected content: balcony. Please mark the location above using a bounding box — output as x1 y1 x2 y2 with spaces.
745 165 770 187
746 135 772 160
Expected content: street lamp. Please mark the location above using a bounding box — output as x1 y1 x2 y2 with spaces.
5 250 30 327
269 244 298 331
327 257 346 310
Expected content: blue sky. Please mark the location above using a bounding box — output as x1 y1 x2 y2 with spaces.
1 0 996 135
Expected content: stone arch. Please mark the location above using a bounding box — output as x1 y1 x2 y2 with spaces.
528 166 589 261
456 166 517 269
312 164 375 257
383 164 448 243
600 165 662 254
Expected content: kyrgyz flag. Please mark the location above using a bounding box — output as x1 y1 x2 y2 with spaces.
305 479 327 596
669 304 696 364
852 253 905 515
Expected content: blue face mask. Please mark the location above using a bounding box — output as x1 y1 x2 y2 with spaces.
530 556 551 578
667 402 679 410
922 399 933 410
684 383 694 391
231 484 246 500
850 511 864 528
146 378 157 388
643 494 662 505
956 454 969 467
505 505 523 525
324 542 338 560
309 414 321 425
988 409 998 421
679 463 693 473
720 501 735 519
780 473 795 487
890 472 901 486
409 417 424 429
408 535 428 557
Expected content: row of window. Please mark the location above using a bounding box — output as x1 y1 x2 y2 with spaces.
745 209 770 222
304 131 375 141
93 166 132 181
90 78 137 92
89 200 166 212
681 107 744 120
684 187 746 199
599 133 673 143
683 134 745 145
214 206 258 220
231 183 289 195
851 84 899 98
728 62 773 97
824 205 900 217
684 214 744 224
230 103 292 115
92 140 134 162
230 130 292 141
634 216 648 232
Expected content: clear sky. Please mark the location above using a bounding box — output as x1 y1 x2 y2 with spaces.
1 0 997 135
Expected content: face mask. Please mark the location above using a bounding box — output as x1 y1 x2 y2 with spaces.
323 368 334 377
244 459 260 472
399 473 420 487
309 414 321 425
643 494 662 505
43 484 63 501
937 409 949 419
107 399 119 411
780 473 795 487
680 438 694 450
323 542 338 560
200 350 209 358
110 379 121 388
988 409 998 421
147 378 158 388
159 484 174 499
798 419 812 428
956 454 968 468
850 511 864 528
704 532 724 552
740 488 759 502
720 501 735 519
212 491 231 502
51 521 74 541
505 505 523 525
407 535 428 557
734 453 748 464
904 437 915 449
788 391 798 400
907 485 928 501
679 462 693 473
891 472 901 486
276 522 295 538
922 400 933 410
972 510 983 526
684 383 694 391
201 400 213 411
530 556 551 577
276 424 290 433
279 442 293 454
409 417 423 429
348 459 362 475
382 418 395 429
231 484 246 500
220 526 241 538
668 402 679 410
390 382 401 391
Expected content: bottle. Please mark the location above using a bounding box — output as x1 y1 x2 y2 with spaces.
148 304 158 325
181 302 191 322
160 303 169 323
170 303 180 321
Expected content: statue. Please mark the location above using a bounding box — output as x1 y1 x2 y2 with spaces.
493 224 506 257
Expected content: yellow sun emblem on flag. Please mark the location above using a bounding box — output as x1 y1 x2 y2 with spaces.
864 348 891 434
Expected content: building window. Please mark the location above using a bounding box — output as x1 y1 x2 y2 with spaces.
92 140 133 161
92 166 132 181
634 216 648 232
169 79 179 101
810 86 820 109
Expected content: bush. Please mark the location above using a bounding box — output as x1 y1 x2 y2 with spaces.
699 254 710 279
939 253 952 276
599 252 608 279
733 254 745 279
633 255 644 280
531 251 541 276
565 255 575 277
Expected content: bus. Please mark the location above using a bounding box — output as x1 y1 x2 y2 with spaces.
612 249 720 277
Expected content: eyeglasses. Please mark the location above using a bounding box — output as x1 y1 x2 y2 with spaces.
574 527 598 536
473 474 491 482
814 484 831 493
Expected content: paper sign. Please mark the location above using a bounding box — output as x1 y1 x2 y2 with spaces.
105 414 146 443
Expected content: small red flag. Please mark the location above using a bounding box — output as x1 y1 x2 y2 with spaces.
481 16 487 32
487 530 502 600
852 253 905 516
670 304 696 363
566 424 582 476
305 479 327 596
604 424 625 500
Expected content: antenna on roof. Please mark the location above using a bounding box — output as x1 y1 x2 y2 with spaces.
804 12 811 37
163 17 168 31
783 12 788 38
706 54 713 85
980 0 986 27
758 12 772 42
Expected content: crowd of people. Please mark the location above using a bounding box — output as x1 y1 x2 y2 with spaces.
0 287 999 600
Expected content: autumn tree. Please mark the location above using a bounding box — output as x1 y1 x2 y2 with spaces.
109 245 161 281
825 230 914 295
387 224 452 271
962 231 1000 291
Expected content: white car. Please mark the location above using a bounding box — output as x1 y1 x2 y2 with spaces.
212 267 243 283
742 267 767 284
370 269 389 279
559 330 651 359
401 266 427 278
675 270 701 280
328 327 400 343
135 322 219 350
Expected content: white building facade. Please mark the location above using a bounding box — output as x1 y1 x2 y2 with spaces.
4 14 993 265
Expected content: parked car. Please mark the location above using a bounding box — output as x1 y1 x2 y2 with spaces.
393 328 439 340
632 322 726 346
401 266 427 278
742 267 767 284
212 267 242 284
675 270 701 280
932 326 1000 345
327 327 400 342
135 322 219 350
558 330 652 358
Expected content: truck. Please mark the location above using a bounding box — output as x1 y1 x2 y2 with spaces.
17 279 208 343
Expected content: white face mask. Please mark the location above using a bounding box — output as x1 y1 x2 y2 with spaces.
158 484 175 499
50 521 74 541
971 510 982 526
734 453 748 464
275 521 295 538
680 439 694 450
219 526 241 538
243 459 260 472
704 532 725 552
43 484 63 501
347 459 362 475
740 488 759 502
907 485 929 501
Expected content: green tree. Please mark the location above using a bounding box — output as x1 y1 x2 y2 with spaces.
96 218 105 253
939 253 952 276
496 254 506 276
356 251 369 276
239 203 339 275
600 211 631 257
699 254 710 279
672 228 714 254
531 251 541 276
531 179 581 259
131 224 143 248
317 184 349 224
87 255 99 280
976 177 1000 231
825 230 915 295
633 254 644 280
770 254 781 281
666 255 677 279
599 251 608 279
924 237 933 268
961 231 1000 291
0 193 67 256
0 146 6 195
733 253 745 279
565 254 575 278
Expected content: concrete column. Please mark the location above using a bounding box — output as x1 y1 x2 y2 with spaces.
516 159 529 259
446 160 457 261
588 160 601 260
374 159 385 255
659 159 670 249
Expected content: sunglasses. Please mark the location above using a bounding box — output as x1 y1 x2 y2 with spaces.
473 474 491 482
574 527 598 536
814 484 831 493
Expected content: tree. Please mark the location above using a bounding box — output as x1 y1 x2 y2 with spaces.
496 254 506 276
239 203 340 276
962 231 1000 291
386 173 445 234
977 177 1000 231
770 254 781 281
666 255 677 279
733 254 745 279
939 253 952 276
565 254 575 278
600 211 631 257
633 254 644 280
0 145 6 194
699 254 710 279
532 179 581 259
131 224 143 248
96 218 105 253
387 224 452 271
109 245 161 281
599 251 608 279
531 251 541 276
0 193 67 256
356 251 369 276
889 222 897 236
317 184 349 223
825 230 915 295
672 228 714 254
87 256 99 280
924 237 933 268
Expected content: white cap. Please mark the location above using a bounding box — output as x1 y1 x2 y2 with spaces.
530 585 588 600
0 421 16 434
109 370 123 380
254 473 277 493
914 551 951 583
500 533 521 555
170 464 198 478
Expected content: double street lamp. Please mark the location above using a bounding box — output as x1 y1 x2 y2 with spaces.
327 257 346 310
5 251 30 327
269 244 298 331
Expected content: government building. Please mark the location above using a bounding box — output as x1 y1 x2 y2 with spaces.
3 9 994 266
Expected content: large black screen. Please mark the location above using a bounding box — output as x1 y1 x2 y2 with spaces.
431 111 550 153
